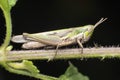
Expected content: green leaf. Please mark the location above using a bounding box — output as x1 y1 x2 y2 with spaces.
7 60 40 75
8 0 17 9
0 0 17 11
0 0 9 11
58 62 89 80
6 60 57 80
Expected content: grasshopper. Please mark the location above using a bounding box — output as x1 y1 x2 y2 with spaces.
11 18 107 60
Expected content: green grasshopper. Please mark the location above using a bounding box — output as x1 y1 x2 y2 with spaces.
11 18 107 60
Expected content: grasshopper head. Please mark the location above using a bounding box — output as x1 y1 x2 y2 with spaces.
83 18 107 42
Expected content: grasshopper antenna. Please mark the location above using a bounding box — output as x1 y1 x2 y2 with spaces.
94 18 107 28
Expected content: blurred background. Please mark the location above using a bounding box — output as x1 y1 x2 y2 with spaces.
0 0 120 80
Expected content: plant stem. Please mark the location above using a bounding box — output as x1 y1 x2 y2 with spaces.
33 74 57 80
0 10 12 50
6 65 57 80
5 47 120 61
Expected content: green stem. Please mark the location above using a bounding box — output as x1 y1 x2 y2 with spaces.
5 65 57 80
35 74 57 80
0 10 12 50
5 47 120 61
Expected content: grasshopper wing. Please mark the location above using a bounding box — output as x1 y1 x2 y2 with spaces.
11 27 75 43
11 28 73 49
11 35 28 43
23 33 62 46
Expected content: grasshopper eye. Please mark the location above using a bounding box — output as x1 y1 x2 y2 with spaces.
86 28 89 31
88 27 91 31
87 25 94 32
85 27 91 32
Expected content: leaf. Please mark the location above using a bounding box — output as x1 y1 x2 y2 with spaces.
22 60 40 74
0 0 17 11
6 60 58 80
0 0 9 11
7 60 40 75
8 0 17 9
58 62 89 80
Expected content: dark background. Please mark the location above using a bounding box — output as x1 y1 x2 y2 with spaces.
0 0 120 80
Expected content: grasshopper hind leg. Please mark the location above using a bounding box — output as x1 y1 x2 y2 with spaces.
47 44 60 61
48 40 65 61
